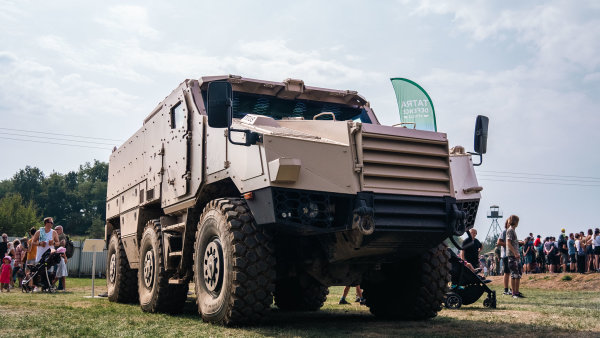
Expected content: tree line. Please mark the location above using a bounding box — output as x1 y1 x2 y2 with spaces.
0 160 108 238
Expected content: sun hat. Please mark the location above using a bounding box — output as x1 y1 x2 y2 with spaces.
56 247 66 254
3 256 11 263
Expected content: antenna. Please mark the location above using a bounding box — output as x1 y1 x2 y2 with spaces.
484 205 503 245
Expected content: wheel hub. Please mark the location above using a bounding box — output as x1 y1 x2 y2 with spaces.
203 240 223 293
109 253 116 284
143 250 155 288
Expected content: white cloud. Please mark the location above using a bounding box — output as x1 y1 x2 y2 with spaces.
95 5 159 39
411 1 600 72
0 0 25 23
0 51 139 121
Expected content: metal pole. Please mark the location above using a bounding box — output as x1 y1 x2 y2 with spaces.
92 251 96 297
77 242 83 278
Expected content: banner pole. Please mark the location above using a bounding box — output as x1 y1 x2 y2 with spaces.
92 251 96 297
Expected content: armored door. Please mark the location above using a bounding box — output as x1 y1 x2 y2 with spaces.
161 89 190 207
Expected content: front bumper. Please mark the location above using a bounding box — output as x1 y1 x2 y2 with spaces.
246 187 466 239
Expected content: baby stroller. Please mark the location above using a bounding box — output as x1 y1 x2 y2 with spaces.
444 249 496 309
22 249 62 293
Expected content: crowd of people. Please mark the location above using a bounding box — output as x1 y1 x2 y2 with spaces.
480 227 600 277
0 217 69 292
459 215 600 299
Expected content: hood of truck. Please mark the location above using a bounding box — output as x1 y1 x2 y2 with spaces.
232 115 453 198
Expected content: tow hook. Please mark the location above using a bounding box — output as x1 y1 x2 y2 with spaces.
352 202 375 236
450 204 466 236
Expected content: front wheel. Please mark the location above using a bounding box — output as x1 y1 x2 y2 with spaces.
193 198 275 325
445 292 462 309
363 243 451 320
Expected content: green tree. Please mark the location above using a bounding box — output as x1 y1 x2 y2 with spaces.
12 166 45 205
0 193 40 236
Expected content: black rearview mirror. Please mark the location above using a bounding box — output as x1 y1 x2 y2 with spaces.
474 115 489 154
207 81 232 128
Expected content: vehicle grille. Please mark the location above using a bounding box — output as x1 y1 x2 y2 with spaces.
361 132 451 196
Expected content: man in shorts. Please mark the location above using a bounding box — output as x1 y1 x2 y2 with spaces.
496 222 511 295
558 232 568 273
505 215 524 298
568 233 577 273
544 237 555 273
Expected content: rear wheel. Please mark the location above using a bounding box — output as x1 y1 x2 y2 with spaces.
193 198 275 325
138 220 188 314
363 243 451 320
274 274 328 311
107 231 138 303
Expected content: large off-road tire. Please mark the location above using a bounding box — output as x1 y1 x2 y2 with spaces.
363 243 451 320
138 220 189 314
274 274 329 311
193 198 275 325
107 231 138 303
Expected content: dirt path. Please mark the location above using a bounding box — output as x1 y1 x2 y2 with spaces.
487 272 600 290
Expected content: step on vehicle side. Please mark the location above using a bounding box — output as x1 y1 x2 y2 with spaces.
105 75 488 325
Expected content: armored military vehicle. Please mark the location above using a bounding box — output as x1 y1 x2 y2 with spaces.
105 75 487 325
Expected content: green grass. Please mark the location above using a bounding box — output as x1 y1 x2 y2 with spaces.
561 275 573 281
0 279 598 337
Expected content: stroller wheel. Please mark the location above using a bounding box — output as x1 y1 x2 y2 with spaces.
444 293 462 309
483 298 491 308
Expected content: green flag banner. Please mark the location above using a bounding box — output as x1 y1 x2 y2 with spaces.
390 78 437 132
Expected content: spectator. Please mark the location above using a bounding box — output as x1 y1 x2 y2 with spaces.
0 234 8 257
54 225 67 249
533 235 541 248
25 227 37 290
535 236 545 273
461 229 482 269
6 242 15 288
0 256 11 292
552 237 561 272
544 237 556 273
523 236 535 274
505 215 524 298
54 225 67 291
575 233 585 274
32 217 59 263
594 229 600 272
497 220 511 295
53 247 68 292
568 233 577 273
558 232 568 273
339 285 364 305
586 229 593 272
12 239 25 288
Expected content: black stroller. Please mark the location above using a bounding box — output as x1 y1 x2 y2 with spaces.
443 249 496 309
21 249 62 293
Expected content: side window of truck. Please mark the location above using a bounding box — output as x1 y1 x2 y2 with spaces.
170 102 185 129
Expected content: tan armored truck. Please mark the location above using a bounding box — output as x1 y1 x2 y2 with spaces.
105 75 488 325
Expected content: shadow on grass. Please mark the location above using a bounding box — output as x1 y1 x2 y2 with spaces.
171 299 586 337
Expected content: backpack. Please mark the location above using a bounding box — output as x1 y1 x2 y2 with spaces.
65 236 75 259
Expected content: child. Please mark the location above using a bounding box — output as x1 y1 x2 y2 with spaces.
0 256 12 292
53 247 68 292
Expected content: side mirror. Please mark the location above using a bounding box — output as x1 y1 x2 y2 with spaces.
207 81 232 128
474 115 489 154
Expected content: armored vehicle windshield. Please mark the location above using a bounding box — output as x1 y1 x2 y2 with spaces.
203 90 371 122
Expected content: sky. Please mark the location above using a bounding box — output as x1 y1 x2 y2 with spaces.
1 0 599 239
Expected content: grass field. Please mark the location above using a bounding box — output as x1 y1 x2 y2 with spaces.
0 277 599 337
